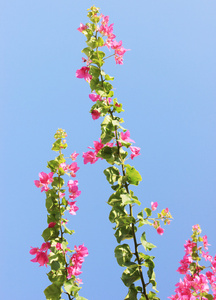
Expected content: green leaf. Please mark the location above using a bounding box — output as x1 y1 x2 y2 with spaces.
115 244 133 267
124 284 137 300
109 205 127 223
125 165 142 186
47 160 59 172
97 36 104 47
89 65 100 78
146 291 160 300
42 227 59 242
97 146 116 165
64 279 81 294
76 297 88 300
204 295 213 300
105 74 114 81
121 266 140 287
82 47 93 57
104 166 120 184
107 190 123 206
51 261 60 271
86 36 97 49
114 225 137 243
115 215 136 228
44 283 61 300
90 77 99 91
144 208 152 217
141 232 156 251
51 177 64 189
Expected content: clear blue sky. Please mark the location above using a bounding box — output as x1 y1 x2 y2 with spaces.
1 1 216 299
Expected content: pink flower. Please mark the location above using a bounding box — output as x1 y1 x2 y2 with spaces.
59 192 65 198
67 180 81 200
203 235 210 250
83 151 98 164
76 67 92 83
89 93 101 102
70 152 79 161
151 202 158 211
77 23 88 32
74 244 89 257
30 242 51 267
157 227 164 235
68 162 80 177
48 222 56 228
56 243 62 250
68 201 79 215
34 172 54 192
111 40 123 49
91 110 100 120
75 278 83 285
130 146 141 159
120 130 135 143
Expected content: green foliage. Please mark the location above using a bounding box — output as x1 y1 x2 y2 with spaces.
121 266 140 287
115 244 133 267
141 232 156 251
125 165 142 186
104 166 120 184
44 283 62 300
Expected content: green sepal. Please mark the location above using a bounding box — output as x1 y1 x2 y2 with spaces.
104 166 120 184
42 227 59 242
125 165 142 186
141 232 156 251
44 283 62 300
115 244 133 267
121 266 140 287
114 225 137 243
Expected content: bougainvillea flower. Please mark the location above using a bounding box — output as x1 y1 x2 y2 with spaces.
74 244 89 257
151 202 158 211
48 222 56 228
34 172 54 192
120 130 135 143
157 227 164 235
89 93 101 102
30 242 51 267
130 146 141 160
83 151 98 164
77 23 88 32
56 243 62 250
68 201 79 215
67 180 81 200
91 110 101 120
76 66 92 83
70 151 79 161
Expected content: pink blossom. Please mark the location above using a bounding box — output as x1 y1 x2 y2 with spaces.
157 227 164 235
115 55 124 65
70 152 79 161
68 201 79 215
74 244 89 257
111 40 123 49
59 192 65 198
34 172 54 192
203 235 210 250
67 180 81 200
120 130 135 143
30 242 51 267
56 243 62 250
91 110 101 120
48 222 56 228
83 151 98 164
151 202 158 211
130 146 141 159
77 23 88 32
76 66 92 83
68 162 80 177
75 278 83 285
89 93 101 102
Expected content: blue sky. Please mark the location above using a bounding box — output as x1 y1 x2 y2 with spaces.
1 0 216 299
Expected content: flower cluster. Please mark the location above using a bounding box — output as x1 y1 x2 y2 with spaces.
67 244 89 282
169 225 216 299
30 242 51 267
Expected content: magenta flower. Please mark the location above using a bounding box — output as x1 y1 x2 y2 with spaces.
76 66 92 83
151 202 158 211
83 151 98 164
89 93 101 102
91 110 100 120
130 146 141 160
157 227 164 235
56 243 62 250
48 222 56 228
77 23 88 32
30 242 51 267
120 130 135 143
67 180 81 200
68 201 79 215
34 172 54 192
70 151 79 161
